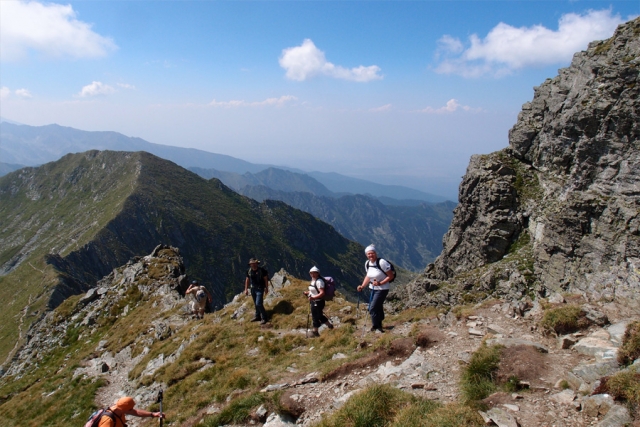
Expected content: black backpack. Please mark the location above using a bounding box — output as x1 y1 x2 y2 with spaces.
365 258 396 283
248 267 269 288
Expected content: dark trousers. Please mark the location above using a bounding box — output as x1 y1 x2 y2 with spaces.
310 299 328 328
251 288 268 321
369 289 389 329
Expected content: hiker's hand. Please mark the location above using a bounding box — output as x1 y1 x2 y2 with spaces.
153 412 165 418
244 289 248 296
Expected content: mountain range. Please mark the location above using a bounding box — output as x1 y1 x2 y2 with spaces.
0 150 365 364
0 121 449 203
191 167 455 271
0 16 639 427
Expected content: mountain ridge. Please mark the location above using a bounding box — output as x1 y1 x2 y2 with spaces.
0 150 364 364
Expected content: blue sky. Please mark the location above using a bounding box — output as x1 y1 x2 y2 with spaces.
1 1 638 200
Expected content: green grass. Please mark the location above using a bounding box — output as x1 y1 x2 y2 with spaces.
539 305 590 335
460 343 502 403
314 384 483 427
618 321 640 366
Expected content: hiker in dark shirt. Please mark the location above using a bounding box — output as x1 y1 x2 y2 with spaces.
244 258 269 324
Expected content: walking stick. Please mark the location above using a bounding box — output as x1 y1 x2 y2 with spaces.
157 389 163 427
306 299 311 338
361 289 372 339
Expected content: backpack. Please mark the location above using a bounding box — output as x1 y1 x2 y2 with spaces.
84 408 115 427
312 277 336 301
322 277 336 301
248 267 269 289
366 258 397 283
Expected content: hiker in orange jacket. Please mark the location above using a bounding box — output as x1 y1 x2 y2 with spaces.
98 396 164 427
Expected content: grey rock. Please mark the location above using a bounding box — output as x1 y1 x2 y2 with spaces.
581 394 615 417
479 407 519 427
263 412 296 426
596 404 632 427
566 360 619 393
550 389 575 404
607 322 629 347
389 18 640 312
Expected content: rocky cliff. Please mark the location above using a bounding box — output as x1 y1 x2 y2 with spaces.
392 17 640 309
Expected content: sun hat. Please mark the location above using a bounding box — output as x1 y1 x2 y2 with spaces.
309 266 320 273
248 258 261 265
364 244 376 254
115 396 135 411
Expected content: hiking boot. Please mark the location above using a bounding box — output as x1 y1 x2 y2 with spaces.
324 321 334 329
250 317 260 322
260 319 267 325
312 330 320 337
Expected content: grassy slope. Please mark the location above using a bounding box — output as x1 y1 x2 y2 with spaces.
0 151 140 363
0 151 365 366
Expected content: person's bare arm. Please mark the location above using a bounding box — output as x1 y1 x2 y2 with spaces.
125 408 165 418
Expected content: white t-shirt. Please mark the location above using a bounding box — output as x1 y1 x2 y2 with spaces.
365 258 391 290
308 278 325 298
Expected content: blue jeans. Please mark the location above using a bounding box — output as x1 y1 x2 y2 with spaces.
369 289 389 329
251 288 268 321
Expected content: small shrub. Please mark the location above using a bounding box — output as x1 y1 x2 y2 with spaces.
599 368 640 414
391 399 441 427
618 321 640 366
317 384 413 427
460 343 501 402
539 305 590 335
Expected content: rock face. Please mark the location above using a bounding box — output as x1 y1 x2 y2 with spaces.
392 18 640 308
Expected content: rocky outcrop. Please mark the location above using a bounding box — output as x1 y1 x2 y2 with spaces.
392 17 640 308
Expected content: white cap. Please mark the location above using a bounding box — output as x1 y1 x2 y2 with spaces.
365 244 376 254
309 266 320 273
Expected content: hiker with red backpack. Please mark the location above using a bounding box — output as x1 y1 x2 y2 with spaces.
357 244 395 333
304 266 334 337
186 280 212 319
89 396 164 427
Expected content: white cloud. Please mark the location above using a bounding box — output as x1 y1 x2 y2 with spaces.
0 0 116 61
78 81 115 97
117 83 136 90
1 87 11 98
370 104 392 112
435 9 625 78
209 95 297 108
417 99 477 114
15 88 33 98
279 39 382 82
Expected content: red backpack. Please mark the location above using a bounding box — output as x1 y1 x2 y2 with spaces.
84 409 116 427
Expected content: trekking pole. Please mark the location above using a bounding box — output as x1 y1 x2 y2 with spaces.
356 291 360 321
361 289 372 339
306 298 311 338
157 389 163 427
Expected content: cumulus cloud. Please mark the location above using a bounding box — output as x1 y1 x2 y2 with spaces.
417 99 477 114
117 83 136 90
209 95 297 108
15 88 33 98
435 9 625 78
78 81 115 97
0 0 116 61
280 39 382 82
